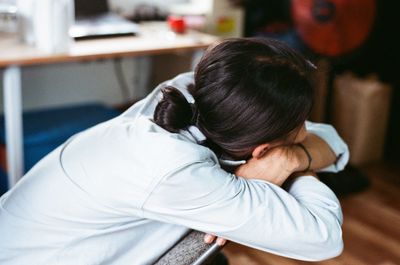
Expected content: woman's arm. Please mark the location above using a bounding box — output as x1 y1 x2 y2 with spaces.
235 122 349 185
142 160 343 261
304 121 349 173
293 132 337 172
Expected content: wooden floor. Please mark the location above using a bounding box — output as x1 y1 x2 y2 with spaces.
223 162 400 265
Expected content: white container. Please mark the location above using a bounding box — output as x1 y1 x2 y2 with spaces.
17 0 74 54
0 3 18 33
17 0 35 45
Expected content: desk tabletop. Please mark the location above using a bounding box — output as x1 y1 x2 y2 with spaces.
0 22 219 68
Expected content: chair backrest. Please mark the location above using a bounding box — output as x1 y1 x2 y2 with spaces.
154 230 222 265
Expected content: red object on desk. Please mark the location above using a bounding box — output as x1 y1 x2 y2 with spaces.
168 16 186 34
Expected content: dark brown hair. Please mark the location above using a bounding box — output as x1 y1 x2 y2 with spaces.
154 38 314 159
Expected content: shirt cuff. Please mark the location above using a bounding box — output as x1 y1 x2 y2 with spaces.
305 121 350 173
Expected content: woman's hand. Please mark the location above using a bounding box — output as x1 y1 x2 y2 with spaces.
235 145 305 186
204 234 227 246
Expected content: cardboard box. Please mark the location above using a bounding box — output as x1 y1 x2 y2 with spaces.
332 72 392 166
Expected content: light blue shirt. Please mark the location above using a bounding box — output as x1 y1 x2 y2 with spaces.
0 72 349 264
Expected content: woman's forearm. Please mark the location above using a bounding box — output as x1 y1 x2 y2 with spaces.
293 133 337 172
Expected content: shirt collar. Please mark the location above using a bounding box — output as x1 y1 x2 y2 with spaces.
181 126 246 167
187 125 206 143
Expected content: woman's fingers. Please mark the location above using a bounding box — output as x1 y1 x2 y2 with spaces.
216 237 227 246
204 234 216 244
204 234 227 246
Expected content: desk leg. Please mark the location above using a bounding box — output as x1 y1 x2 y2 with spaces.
3 66 24 188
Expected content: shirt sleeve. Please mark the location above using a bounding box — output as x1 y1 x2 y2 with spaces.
305 121 350 172
141 159 343 261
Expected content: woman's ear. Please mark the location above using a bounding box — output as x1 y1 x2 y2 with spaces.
252 143 270 159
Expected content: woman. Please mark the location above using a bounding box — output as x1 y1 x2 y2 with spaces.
0 38 348 264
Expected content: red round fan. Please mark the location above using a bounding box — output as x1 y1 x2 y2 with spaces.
291 0 376 57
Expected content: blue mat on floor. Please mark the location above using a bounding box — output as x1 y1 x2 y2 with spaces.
0 167 7 196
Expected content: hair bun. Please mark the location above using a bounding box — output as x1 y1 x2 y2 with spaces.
154 86 194 133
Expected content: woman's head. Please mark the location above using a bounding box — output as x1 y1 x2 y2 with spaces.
154 38 314 160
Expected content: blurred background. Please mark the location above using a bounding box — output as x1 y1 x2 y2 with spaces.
0 0 399 264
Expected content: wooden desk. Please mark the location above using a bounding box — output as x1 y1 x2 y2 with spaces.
0 22 219 188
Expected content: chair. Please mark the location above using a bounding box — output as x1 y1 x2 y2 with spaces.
154 230 224 265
